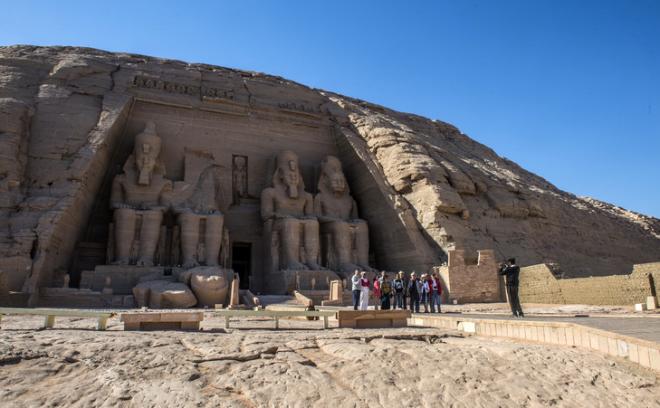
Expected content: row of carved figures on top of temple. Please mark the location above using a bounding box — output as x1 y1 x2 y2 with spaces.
109 122 373 276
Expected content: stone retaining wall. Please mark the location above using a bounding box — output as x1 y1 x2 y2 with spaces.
518 262 660 306
410 315 660 372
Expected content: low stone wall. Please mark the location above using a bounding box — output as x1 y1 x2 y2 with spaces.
410 315 660 372
519 262 660 306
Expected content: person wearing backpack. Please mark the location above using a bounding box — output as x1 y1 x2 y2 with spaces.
379 271 392 310
408 272 421 313
392 271 405 310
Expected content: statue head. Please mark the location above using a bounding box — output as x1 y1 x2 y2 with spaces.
133 121 162 185
273 150 304 198
318 155 348 196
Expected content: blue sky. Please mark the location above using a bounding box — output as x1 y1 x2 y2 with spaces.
3 0 659 217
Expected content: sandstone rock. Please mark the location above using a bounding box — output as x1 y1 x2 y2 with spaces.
187 266 230 308
133 280 197 309
0 44 657 306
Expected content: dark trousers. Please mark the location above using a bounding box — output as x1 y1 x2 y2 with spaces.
506 285 524 317
409 295 420 313
352 289 361 310
381 295 391 310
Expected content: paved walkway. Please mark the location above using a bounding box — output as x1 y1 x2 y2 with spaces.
430 312 660 343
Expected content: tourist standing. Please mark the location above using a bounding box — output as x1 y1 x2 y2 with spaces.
499 258 524 318
408 272 421 313
359 271 370 311
351 270 361 310
380 272 393 310
429 272 442 313
372 275 381 310
392 271 405 310
420 274 430 313
402 271 410 309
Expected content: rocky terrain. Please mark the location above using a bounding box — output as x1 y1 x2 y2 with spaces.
0 315 657 407
1 45 659 300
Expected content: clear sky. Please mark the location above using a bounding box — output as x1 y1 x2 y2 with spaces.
3 0 659 217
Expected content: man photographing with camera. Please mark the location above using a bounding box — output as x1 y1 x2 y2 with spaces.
499 258 524 318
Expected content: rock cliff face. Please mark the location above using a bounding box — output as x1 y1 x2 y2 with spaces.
0 45 658 297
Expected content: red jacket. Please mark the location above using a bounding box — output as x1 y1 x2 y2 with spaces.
428 277 442 295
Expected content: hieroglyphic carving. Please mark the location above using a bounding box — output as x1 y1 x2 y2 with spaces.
232 155 248 204
131 75 234 101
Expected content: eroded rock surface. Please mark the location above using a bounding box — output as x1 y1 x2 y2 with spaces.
0 315 658 407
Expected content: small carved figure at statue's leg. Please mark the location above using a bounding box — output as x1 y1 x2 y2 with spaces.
178 212 201 268
354 221 373 271
280 219 305 270
204 214 224 266
113 208 136 265
137 210 163 267
303 219 322 270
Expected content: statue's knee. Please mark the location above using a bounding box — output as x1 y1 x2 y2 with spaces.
114 208 135 220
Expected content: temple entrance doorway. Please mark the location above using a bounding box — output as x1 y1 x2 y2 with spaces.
232 242 252 289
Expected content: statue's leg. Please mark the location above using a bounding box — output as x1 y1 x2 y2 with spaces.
303 219 321 270
137 210 163 266
113 208 135 265
279 219 305 270
178 212 200 268
354 220 371 270
326 221 355 274
204 214 224 266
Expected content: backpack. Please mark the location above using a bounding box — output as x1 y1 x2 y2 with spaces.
394 279 403 291
381 280 392 295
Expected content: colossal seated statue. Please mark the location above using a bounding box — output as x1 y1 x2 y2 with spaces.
314 155 371 275
171 150 226 268
110 121 172 266
261 150 321 271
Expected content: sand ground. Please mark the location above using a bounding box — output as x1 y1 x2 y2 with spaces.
0 313 658 408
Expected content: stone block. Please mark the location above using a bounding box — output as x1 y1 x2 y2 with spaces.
637 346 651 368
607 338 618 356
120 311 203 331
565 327 575 346
336 310 410 329
616 340 629 357
649 348 660 371
557 327 566 345
628 343 639 364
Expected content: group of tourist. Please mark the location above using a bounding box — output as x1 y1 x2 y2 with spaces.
351 270 443 313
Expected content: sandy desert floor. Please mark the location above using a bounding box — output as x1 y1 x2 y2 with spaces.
0 314 658 408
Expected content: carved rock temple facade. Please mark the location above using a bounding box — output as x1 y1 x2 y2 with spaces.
1 46 659 307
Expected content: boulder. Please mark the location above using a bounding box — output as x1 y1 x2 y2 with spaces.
187 266 231 308
133 280 197 309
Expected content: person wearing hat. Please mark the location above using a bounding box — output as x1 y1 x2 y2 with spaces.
358 271 370 311
499 257 524 318
407 272 421 313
